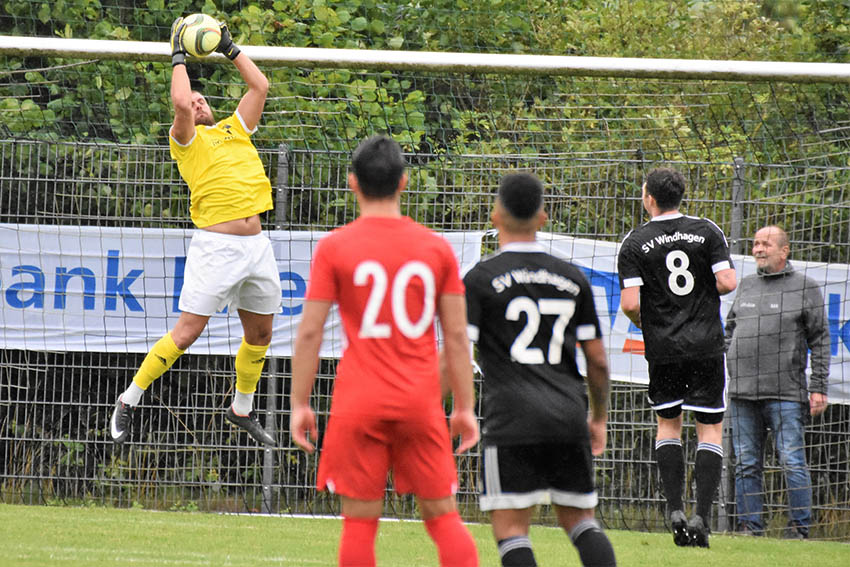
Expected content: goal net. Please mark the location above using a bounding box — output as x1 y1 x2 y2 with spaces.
1 27 849 539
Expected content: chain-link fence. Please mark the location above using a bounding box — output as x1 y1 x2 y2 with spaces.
2 139 849 539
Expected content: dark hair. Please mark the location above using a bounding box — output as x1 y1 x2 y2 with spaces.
644 167 686 211
498 173 543 220
351 135 406 198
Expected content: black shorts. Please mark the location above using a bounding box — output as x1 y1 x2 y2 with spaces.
478 442 598 511
647 354 726 420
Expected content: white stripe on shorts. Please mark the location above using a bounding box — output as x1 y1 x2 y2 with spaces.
484 445 501 496
480 489 598 511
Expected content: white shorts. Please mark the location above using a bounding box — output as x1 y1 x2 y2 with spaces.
178 230 282 316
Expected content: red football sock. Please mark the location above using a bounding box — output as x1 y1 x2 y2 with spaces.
339 516 379 567
424 511 479 567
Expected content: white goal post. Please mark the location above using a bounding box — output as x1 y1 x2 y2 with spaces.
3 34 850 82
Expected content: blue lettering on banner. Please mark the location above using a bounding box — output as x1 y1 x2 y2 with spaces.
280 271 306 315
829 293 850 356
5 265 44 308
55 267 96 309
578 265 640 333
577 266 620 320
172 256 186 313
105 250 143 312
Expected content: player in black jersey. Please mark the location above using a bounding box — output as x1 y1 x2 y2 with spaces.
464 173 616 567
618 168 737 548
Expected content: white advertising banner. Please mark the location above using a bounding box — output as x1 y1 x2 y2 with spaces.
2 225 848 403
0 224 484 358
538 233 850 405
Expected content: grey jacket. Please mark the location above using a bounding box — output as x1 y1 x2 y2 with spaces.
725 261 830 403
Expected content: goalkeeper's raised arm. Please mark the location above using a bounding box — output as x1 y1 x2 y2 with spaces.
170 18 268 143
217 20 269 133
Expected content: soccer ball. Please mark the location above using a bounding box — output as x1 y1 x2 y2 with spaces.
181 13 221 58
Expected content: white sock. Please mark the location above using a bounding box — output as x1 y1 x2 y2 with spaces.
121 383 145 407
232 391 254 416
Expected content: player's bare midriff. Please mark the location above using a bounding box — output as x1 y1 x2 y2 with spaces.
203 214 262 236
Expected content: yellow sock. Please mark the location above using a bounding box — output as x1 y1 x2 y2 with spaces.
235 338 269 394
132 333 185 390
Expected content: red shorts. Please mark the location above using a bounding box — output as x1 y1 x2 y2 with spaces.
317 413 459 500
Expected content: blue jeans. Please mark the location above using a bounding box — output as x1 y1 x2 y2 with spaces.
729 399 812 533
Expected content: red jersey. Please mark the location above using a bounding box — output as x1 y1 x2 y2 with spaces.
306 216 465 419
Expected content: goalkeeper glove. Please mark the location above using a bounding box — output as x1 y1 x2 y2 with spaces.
170 17 187 67
216 21 241 61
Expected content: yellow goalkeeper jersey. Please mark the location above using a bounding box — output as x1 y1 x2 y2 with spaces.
169 111 272 228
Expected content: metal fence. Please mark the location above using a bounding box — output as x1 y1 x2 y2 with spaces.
1 139 849 539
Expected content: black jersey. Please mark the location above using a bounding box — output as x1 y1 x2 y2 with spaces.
464 242 602 446
618 213 733 363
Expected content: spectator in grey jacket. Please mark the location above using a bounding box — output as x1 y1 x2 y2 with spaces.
725 225 830 539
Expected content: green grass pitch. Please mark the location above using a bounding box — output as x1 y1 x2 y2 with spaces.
2 503 847 566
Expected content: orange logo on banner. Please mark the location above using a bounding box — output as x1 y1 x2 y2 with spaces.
622 339 645 355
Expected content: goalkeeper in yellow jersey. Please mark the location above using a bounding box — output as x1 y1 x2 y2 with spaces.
109 17 279 446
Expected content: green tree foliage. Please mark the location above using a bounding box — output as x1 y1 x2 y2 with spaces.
1 0 849 259
1 0 846 151
533 0 811 60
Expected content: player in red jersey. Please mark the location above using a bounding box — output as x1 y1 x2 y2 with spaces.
291 135 480 567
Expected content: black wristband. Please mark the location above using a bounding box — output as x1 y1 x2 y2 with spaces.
223 43 241 61
172 52 186 67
